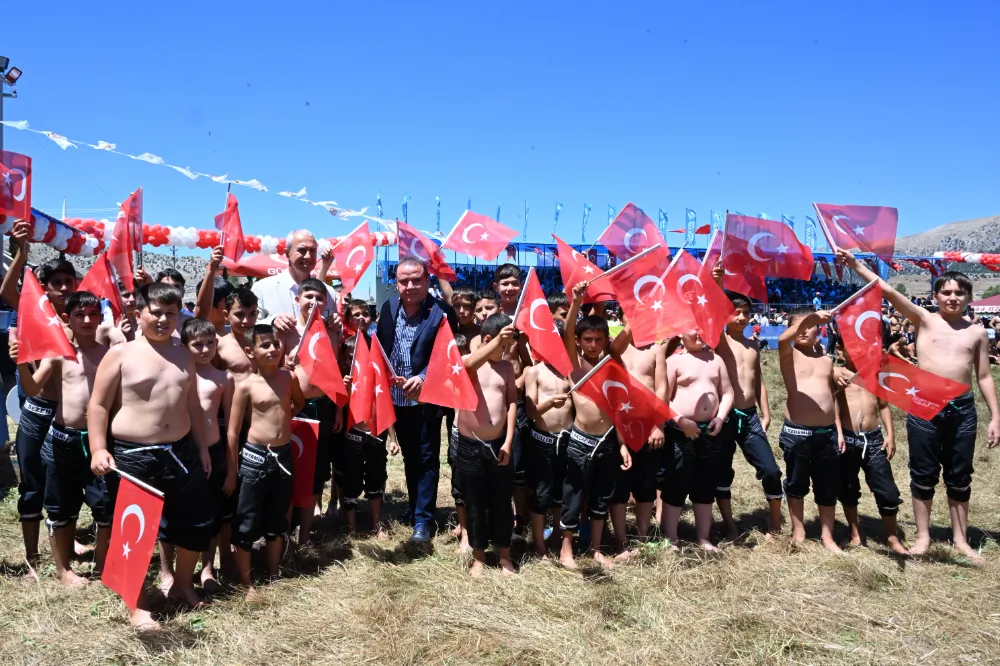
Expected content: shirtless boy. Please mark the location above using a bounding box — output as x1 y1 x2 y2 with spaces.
455 314 517 576
524 319 574 558
16 291 110 586
168 318 236 591
217 288 260 382
561 283 633 569
451 286 481 340
473 290 500 325
840 250 1000 561
229 324 305 596
1 226 79 570
712 289 782 537
89 283 215 629
279 278 342 542
778 308 844 553
663 332 733 551
834 342 905 554
608 319 667 552
194 246 234 335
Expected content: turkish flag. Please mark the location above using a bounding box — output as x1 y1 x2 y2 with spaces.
597 203 669 261
672 250 735 349
723 214 814 283
818 257 833 279
290 418 319 508
121 188 143 254
605 246 698 347
397 220 458 282
552 234 615 304
575 358 676 452
701 230 768 302
348 332 374 428
78 253 123 323
107 204 136 293
420 318 477 411
442 211 518 261
215 193 246 262
514 270 573 376
0 150 32 222
102 475 164 610
814 204 898 265
855 352 969 421
832 281 883 382
298 306 348 407
15 270 76 365
332 221 374 293
369 335 397 436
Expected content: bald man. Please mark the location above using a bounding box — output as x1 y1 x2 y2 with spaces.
251 230 339 333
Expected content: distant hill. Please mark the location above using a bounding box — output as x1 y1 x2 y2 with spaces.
896 214 1000 256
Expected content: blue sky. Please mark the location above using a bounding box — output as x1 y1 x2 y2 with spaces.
6 2 999 286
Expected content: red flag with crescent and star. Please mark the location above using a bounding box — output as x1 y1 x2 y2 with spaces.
832 281 883 383
369 335 397 436
814 203 898 265
605 246 698 347
348 332 374 428
78 253 124 324
216 193 246 262
574 358 676 452
396 220 458 282
121 188 143 254
552 234 615 304
107 200 137 292
722 214 814 283
701 230 768 302
102 475 164 610
0 150 32 222
420 318 477 410
441 211 518 262
15 269 76 365
597 203 669 261
298 307 347 406
290 418 319 508
514 270 573 376
332 220 374 293
672 249 735 349
855 352 968 421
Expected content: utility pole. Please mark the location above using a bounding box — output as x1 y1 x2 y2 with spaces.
0 56 24 154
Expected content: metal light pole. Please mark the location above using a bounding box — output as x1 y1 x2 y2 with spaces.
0 56 23 153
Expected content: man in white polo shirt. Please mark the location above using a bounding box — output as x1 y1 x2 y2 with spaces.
251 229 338 332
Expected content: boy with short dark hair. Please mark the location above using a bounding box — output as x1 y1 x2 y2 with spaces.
280 278 341 542
16 291 111 587
451 287 480 339
474 290 501 325
493 264 522 317
0 226 79 575
178 317 235 589
663 332 734 552
89 282 215 629
456 313 518 576
194 246 234 334
834 340 905 553
219 288 260 381
560 283 632 569
840 251 1000 562
229 324 305 597
346 298 372 333
778 307 844 553
546 292 570 323
711 288 782 538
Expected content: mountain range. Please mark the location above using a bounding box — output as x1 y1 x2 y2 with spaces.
896 213 1000 256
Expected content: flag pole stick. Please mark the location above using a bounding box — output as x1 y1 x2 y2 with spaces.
812 203 839 255
833 370 860 396
511 267 533 323
569 354 613 393
719 210 730 265
112 467 165 498
828 279 879 318
136 189 143 271
292 302 319 365
587 244 662 286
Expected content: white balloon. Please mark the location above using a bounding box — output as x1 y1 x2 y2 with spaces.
32 219 49 242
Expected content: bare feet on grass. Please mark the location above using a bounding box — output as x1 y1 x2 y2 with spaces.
499 558 516 576
592 551 614 569
450 524 463 538
954 541 985 566
847 526 863 547
375 528 390 542
200 568 222 595
721 520 738 542
130 609 160 632
821 537 843 554
469 559 485 578
158 574 174 596
167 585 205 608
56 569 90 588
74 540 91 556
886 536 908 556
244 585 259 602
791 526 806 545
559 552 577 570
698 539 720 553
907 534 931 556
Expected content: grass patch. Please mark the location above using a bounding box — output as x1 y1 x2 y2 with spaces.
1 362 1000 664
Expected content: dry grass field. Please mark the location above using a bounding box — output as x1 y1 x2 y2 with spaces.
2 360 1000 665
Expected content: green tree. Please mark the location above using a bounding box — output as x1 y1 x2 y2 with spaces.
980 284 1000 299
894 282 908 296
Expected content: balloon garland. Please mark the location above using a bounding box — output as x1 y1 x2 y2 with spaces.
933 251 1000 272
0 210 103 256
